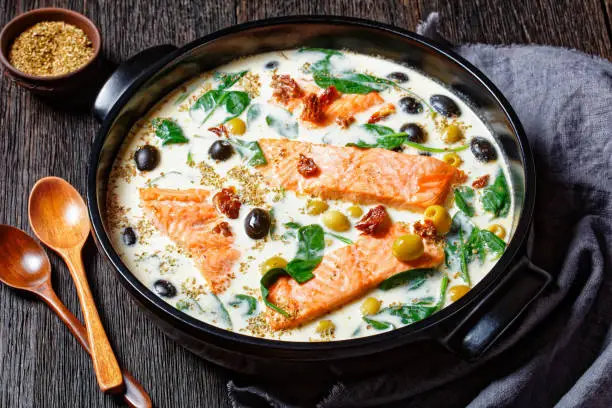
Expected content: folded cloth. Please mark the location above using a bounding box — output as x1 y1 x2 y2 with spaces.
228 13 612 408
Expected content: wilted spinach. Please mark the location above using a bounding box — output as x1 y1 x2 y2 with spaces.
283 221 354 244
285 224 326 283
378 268 433 291
228 138 267 167
260 268 291 317
190 70 250 124
152 118 189 145
454 186 475 216
482 170 510 217
228 294 258 316
347 124 469 153
266 109 299 139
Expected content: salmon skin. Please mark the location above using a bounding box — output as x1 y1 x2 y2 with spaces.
265 224 444 330
258 138 462 212
139 188 239 294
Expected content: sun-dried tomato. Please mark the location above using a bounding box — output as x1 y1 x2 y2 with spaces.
413 219 440 242
271 74 303 104
213 187 241 219
336 115 355 129
208 124 228 137
297 153 319 177
300 93 324 123
367 103 396 124
212 221 232 237
319 86 340 108
472 174 490 189
356 205 390 236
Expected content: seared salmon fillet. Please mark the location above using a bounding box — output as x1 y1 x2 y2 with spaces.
258 139 462 212
266 224 444 330
139 188 239 293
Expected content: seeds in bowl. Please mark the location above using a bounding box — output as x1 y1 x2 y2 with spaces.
8 21 93 77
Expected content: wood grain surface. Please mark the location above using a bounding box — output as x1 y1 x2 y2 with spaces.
0 1 610 407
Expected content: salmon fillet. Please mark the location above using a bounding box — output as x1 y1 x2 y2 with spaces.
266 224 444 330
258 139 462 212
276 80 384 126
139 188 239 293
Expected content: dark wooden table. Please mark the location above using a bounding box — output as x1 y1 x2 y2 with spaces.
1 1 610 407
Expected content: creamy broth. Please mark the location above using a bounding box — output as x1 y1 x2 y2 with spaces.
106 49 514 341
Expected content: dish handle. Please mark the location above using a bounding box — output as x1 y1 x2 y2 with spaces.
440 256 552 360
93 44 178 123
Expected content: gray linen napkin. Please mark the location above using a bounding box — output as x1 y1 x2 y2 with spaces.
228 13 612 408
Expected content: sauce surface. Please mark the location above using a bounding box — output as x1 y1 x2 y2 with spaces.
106 49 514 341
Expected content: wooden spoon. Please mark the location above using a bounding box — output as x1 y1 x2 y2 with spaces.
28 177 124 394
0 225 151 407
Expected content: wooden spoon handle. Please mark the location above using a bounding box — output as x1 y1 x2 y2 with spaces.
60 248 124 394
38 284 152 408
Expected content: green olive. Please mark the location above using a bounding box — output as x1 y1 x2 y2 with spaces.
488 224 506 239
260 256 288 274
306 199 329 215
392 234 425 261
226 117 246 135
322 210 350 232
443 152 462 167
449 285 470 301
424 205 452 235
361 297 381 315
316 319 335 335
442 124 463 143
347 205 363 218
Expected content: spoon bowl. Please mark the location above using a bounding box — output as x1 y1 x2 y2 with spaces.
29 176 90 250
28 176 124 393
0 225 51 290
0 224 151 407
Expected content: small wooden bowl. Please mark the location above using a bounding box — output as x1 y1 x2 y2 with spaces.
0 8 101 96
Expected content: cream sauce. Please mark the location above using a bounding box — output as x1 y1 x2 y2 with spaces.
106 49 514 341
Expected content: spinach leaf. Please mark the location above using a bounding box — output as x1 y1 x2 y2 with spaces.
174 92 190 105
454 186 475 217
228 294 258 316
260 268 291 317
313 71 387 94
283 222 353 244
466 228 506 263
229 139 267 167
247 103 262 125
266 110 299 139
190 71 250 124
298 47 342 73
482 170 510 217
348 130 469 153
362 123 395 136
378 268 433 291
363 316 395 330
215 70 247 90
445 211 475 285
224 91 251 121
382 275 449 325
152 118 189 145
212 294 233 329
285 224 325 283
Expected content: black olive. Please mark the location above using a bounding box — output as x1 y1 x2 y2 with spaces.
208 140 234 161
399 123 425 143
153 279 177 298
134 145 160 171
244 208 271 239
430 94 461 117
386 71 409 83
121 227 137 246
264 61 279 70
418 151 432 156
399 97 423 114
470 137 498 162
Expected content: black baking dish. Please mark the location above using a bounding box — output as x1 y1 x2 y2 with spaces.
87 16 551 379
